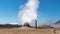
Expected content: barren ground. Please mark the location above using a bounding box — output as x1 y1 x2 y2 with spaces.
0 27 60 34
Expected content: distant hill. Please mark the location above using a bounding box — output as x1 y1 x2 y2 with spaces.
0 24 22 28
51 20 60 29
55 20 60 24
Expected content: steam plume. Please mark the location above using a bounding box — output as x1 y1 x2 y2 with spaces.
18 0 39 25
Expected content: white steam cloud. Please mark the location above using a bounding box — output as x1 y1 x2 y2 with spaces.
18 0 39 25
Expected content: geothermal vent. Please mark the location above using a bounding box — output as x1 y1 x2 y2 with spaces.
23 22 30 27
18 0 39 27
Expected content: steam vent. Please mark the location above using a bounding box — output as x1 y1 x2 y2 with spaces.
22 19 37 28
23 22 31 27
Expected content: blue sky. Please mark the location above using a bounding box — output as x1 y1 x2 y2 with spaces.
0 0 60 25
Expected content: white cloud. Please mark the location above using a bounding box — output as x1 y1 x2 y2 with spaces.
8 22 20 25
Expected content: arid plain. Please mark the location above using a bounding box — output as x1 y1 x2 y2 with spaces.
0 27 60 34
